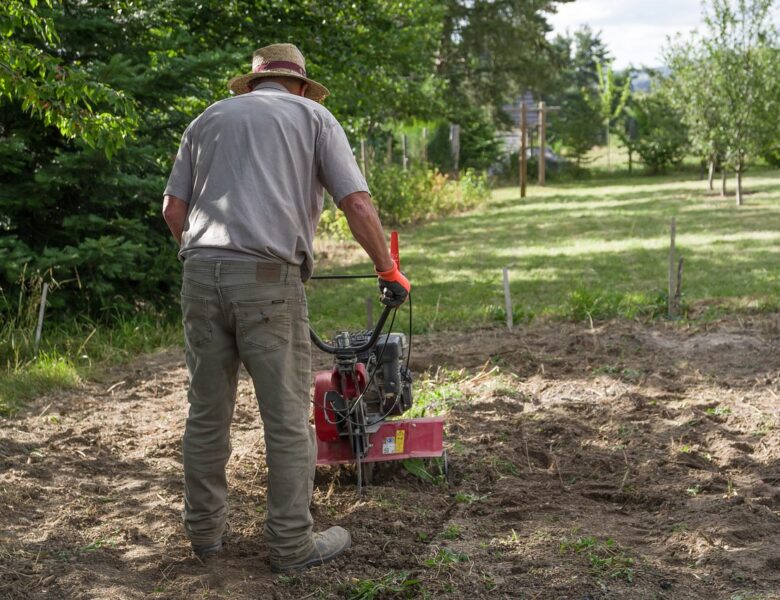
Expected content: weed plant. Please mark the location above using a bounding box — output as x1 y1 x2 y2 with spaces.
341 571 423 600
560 536 635 582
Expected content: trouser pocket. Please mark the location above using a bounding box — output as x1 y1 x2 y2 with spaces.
233 299 291 351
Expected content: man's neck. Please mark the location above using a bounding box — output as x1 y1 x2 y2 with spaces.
251 81 291 94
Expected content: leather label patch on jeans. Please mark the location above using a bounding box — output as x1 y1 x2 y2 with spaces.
256 263 282 282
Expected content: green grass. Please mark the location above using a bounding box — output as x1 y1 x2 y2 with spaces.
4 168 780 413
0 309 181 415
308 168 780 334
0 354 81 415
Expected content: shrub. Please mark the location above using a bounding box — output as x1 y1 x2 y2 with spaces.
318 166 490 235
630 93 689 174
426 107 502 172
370 166 489 226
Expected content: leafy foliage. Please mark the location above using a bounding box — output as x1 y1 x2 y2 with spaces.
0 0 565 321
369 166 490 226
427 106 502 173
546 26 609 163
318 166 489 237
0 0 137 156
664 0 780 202
437 0 571 118
341 570 423 600
629 92 689 173
0 0 446 317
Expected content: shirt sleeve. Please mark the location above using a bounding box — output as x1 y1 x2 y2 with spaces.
163 125 194 203
317 120 370 207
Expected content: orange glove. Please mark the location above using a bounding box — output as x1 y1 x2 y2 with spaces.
376 264 411 307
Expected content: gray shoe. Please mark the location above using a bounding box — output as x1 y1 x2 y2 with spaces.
270 526 351 573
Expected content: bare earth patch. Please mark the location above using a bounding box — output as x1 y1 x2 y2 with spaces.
1 315 780 599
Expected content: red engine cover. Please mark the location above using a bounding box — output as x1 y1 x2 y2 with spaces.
313 364 367 442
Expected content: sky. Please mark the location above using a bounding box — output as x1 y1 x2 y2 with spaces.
548 0 780 69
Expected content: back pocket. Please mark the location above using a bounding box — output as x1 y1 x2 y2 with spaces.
233 299 291 351
181 294 213 347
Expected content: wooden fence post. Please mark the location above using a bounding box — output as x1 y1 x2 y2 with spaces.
449 124 460 179
538 101 546 186
34 282 49 356
519 103 528 198
503 267 514 330
668 217 677 318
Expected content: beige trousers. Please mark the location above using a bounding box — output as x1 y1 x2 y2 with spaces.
180 259 315 564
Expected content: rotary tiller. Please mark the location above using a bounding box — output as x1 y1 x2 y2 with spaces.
309 233 445 492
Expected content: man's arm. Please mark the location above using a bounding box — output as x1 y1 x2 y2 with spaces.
162 194 188 245
340 192 394 271
340 192 410 307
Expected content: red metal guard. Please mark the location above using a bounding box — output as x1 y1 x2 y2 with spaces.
316 416 445 465
313 366 367 442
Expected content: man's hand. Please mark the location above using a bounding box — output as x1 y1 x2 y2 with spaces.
376 264 411 307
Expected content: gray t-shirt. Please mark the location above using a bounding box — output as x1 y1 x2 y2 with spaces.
164 82 368 280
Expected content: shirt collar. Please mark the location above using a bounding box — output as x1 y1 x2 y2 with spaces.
250 81 290 94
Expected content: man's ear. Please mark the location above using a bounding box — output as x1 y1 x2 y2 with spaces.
299 82 309 97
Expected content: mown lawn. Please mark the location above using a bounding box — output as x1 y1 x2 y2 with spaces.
4 169 779 413
308 169 780 334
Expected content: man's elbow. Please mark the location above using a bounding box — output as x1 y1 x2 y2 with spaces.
163 195 188 223
340 191 375 221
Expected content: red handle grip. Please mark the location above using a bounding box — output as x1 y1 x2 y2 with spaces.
390 231 400 270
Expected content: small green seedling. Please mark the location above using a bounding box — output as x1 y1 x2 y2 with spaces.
342 571 423 600
454 492 487 504
440 525 462 540
424 547 469 567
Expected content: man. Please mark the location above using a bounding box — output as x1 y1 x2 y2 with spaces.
162 43 410 572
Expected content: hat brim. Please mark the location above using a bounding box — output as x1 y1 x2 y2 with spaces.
228 71 330 102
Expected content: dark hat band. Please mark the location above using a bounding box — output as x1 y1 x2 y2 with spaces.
253 61 307 77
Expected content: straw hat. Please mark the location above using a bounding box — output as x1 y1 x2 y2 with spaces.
228 43 330 102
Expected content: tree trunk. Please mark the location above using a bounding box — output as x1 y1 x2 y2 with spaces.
628 148 633 174
721 169 727 197
707 161 715 190
735 168 743 206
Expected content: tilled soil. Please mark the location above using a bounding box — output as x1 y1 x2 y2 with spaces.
1 315 780 599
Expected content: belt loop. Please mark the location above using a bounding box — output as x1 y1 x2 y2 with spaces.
283 264 289 283
215 262 221 283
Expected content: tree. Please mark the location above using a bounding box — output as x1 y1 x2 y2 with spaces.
437 0 572 120
589 61 631 170
546 26 609 165
665 0 779 205
569 25 612 90
0 0 136 155
0 0 445 316
628 93 689 173
550 90 602 165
